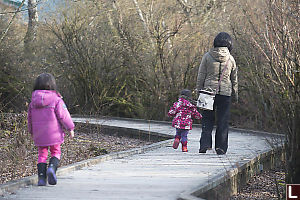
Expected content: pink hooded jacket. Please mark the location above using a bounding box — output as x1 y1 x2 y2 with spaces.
168 97 202 130
27 90 75 146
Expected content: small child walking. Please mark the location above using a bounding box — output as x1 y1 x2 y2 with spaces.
168 89 202 152
27 73 75 186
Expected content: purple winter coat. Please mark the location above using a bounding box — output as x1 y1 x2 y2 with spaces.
27 90 75 146
168 97 202 130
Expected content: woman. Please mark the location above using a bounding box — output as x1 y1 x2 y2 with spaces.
196 32 238 155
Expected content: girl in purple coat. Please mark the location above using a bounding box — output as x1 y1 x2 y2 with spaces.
27 73 75 186
168 89 202 152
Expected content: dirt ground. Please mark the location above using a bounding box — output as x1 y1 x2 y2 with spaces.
230 165 286 200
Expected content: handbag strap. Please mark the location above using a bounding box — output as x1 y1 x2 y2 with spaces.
216 58 230 94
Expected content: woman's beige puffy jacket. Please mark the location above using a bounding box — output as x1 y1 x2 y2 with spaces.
196 47 238 100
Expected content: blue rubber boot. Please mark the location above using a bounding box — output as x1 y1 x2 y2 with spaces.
47 157 60 185
37 163 47 186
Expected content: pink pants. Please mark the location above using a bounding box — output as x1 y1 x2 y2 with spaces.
38 144 61 163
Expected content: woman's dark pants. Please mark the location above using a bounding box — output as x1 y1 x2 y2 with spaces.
199 94 231 154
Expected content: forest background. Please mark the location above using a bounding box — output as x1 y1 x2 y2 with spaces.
0 0 299 183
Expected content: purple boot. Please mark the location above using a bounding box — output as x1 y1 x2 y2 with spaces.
37 163 47 186
47 157 60 185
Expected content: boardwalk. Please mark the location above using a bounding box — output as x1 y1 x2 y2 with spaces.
0 117 283 200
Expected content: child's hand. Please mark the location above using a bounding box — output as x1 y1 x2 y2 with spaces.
69 130 74 139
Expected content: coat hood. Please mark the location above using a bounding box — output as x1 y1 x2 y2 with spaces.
178 97 195 108
31 90 60 108
209 47 230 63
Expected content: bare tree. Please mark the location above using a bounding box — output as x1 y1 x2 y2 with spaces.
231 0 300 183
24 0 38 54
131 0 154 48
0 0 26 45
36 0 235 119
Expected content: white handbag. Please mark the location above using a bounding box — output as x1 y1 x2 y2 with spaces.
197 58 230 110
197 89 215 110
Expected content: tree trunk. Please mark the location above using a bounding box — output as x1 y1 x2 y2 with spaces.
131 0 154 48
291 102 300 183
296 102 300 183
24 0 38 54
286 102 300 184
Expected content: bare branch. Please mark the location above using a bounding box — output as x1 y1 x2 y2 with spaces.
0 0 26 45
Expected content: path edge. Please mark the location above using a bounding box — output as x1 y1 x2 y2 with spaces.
0 136 172 196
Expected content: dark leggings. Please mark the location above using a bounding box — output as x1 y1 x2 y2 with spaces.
199 94 231 153
175 129 189 142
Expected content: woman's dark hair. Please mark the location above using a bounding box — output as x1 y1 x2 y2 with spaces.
33 73 57 91
213 32 233 52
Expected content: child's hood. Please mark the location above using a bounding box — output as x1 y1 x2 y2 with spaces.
31 90 61 108
178 97 194 108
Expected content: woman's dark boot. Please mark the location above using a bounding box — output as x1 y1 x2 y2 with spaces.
47 157 60 185
37 163 47 186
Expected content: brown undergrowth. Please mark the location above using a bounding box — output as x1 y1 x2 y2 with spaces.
230 165 286 200
0 113 152 185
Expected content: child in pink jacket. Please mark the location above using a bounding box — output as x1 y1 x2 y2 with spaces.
168 89 202 152
27 73 75 186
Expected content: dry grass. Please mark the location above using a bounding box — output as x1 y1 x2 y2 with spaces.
0 113 152 185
